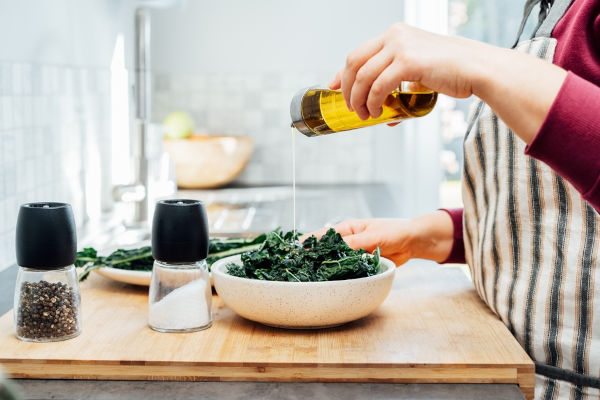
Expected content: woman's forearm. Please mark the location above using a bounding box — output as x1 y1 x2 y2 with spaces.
469 41 600 210
469 40 568 144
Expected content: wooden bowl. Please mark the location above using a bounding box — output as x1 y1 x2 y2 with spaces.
163 135 254 189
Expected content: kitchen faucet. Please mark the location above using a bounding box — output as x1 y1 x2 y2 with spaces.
112 1 179 228
132 6 151 223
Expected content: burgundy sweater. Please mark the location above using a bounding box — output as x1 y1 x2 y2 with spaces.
443 0 600 264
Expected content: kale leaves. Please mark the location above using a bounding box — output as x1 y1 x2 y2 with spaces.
75 246 153 281
226 228 380 282
206 233 267 266
76 229 381 283
75 233 269 282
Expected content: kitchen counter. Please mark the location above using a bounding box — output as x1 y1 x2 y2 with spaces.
0 184 528 399
0 261 526 400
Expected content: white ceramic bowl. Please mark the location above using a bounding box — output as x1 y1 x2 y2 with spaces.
211 255 396 329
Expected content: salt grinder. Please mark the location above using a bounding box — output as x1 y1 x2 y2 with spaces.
14 202 82 342
148 199 212 332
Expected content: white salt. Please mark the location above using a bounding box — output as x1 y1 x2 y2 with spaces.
149 279 211 331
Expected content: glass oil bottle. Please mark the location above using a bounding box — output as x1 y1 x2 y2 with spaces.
290 83 437 136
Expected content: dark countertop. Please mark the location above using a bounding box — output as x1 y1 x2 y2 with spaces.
14 380 525 400
0 263 525 400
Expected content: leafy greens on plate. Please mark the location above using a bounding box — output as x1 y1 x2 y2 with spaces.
226 228 380 282
75 247 153 281
75 233 269 281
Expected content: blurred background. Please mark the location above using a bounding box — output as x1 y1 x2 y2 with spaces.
0 0 531 270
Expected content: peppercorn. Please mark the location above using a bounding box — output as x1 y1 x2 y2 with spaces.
16 281 79 340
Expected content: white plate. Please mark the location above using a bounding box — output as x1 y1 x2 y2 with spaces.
95 267 152 286
95 267 214 287
85 241 153 286
84 240 220 287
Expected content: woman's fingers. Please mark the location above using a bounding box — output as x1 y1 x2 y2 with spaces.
329 69 343 90
344 233 409 266
366 62 405 118
349 50 394 120
329 220 367 237
341 36 383 111
299 228 326 243
343 231 378 252
301 220 368 242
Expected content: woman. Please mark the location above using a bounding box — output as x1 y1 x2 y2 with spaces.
313 0 600 398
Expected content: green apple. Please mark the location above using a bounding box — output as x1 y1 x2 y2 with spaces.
163 111 194 139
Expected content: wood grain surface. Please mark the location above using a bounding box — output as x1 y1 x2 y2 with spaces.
0 264 534 399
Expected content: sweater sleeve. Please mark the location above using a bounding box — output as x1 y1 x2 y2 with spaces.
439 208 466 264
525 72 600 212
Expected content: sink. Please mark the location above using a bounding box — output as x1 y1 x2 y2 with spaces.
80 183 399 249
181 184 393 235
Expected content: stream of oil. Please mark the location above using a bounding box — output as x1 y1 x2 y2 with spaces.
292 126 296 236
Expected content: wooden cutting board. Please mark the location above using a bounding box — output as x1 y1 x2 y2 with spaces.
0 263 534 399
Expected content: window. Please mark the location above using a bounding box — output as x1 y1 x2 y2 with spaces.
439 0 536 208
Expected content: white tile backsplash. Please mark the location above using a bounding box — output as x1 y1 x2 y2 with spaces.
152 71 387 185
2 97 13 129
0 62 112 269
0 0 132 270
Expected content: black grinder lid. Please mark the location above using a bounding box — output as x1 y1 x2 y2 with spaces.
152 199 209 263
16 202 77 270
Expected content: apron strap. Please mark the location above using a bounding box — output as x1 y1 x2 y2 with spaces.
536 362 600 389
534 0 574 37
512 0 574 47
512 0 551 48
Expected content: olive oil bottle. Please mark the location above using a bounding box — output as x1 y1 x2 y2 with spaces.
290 86 437 136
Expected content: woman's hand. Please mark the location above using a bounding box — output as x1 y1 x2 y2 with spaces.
329 23 481 120
331 22 567 144
305 211 455 266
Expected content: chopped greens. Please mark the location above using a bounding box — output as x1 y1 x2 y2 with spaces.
207 233 267 266
75 233 271 282
226 228 380 282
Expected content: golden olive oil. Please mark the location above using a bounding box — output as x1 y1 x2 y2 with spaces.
291 88 437 136
291 125 296 235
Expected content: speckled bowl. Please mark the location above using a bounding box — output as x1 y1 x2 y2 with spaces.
211 255 396 329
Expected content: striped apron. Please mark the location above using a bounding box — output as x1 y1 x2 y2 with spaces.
462 0 600 399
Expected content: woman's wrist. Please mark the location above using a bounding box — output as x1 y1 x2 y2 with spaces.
408 211 455 262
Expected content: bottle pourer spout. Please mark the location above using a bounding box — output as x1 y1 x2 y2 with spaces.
290 87 318 137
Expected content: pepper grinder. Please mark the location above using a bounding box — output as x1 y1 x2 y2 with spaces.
148 199 212 332
14 202 81 342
